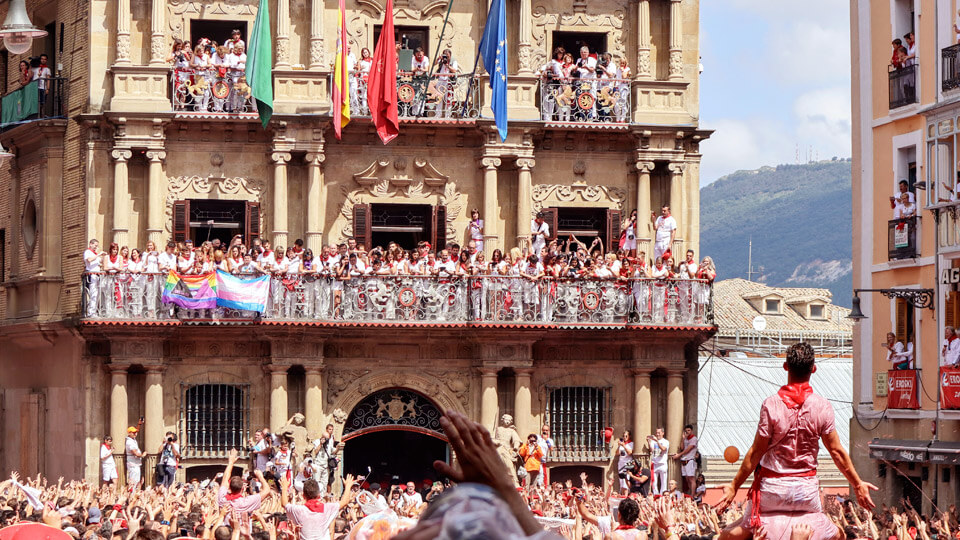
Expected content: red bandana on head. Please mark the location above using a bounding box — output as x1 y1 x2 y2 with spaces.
778 382 813 409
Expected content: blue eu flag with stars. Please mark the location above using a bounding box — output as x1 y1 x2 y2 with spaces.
479 0 508 142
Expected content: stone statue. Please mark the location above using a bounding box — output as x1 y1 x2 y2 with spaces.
492 414 522 486
280 412 309 460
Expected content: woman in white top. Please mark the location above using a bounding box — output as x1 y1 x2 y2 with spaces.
103 243 125 318
621 210 638 257
226 245 244 274
142 241 161 317
468 209 485 254
650 257 669 323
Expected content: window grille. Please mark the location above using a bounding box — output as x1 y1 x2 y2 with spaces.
545 386 612 462
179 383 250 458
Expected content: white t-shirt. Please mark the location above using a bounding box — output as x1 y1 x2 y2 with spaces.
84 249 102 272
654 215 677 245
679 435 698 461
158 252 177 271
253 439 270 471
100 444 115 468
285 503 339 540
412 55 430 73
894 203 916 219
943 337 960 366
400 491 423 509
125 436 142 468
160 441 180 467
577 55 598 79
649 438 669 469
531 220 550 254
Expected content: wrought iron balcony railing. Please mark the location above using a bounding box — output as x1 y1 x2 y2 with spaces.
943 44 960 91
81 272 714 327
171 68 254 114
345 71 481 120
538 78 631 124
889 64 918 109
0 77 66 128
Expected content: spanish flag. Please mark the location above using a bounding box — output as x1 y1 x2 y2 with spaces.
332 0 351 139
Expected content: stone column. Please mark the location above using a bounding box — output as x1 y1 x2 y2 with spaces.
309 0 325 69
110 368 129 454
305 366 324 438
269 366 288 432
636 0 652 78
668 162 685 248
516 158 535 250
514 368 533 440
149 0 167 65
144 367 164 453
479 368 499 431
276 0 291 68
111 149 133 247
632 369 652 458
481 157 501 256
518 0 534 73
635 161 654 245
145 151 166 247
305 153 326 254
665 369 685 477
668 0 684 80
272 152 292 248
116 0 131 64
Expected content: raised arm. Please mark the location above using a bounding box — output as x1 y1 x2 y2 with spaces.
714 430 770 512
822 430 877 509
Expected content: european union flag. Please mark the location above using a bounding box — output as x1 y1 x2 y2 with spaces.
479 0 508 142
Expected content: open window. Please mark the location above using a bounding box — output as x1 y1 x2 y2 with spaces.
549 207 620 253
353 202 445 251
374 24 428 71
172 199 260 246
190 19 248 48
552 31 607 57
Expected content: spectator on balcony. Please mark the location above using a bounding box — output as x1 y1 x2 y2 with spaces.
225 28 245 52
894 193 916 219
191 44 210 70
531 211 550 255
954 10 960 44
884 332 914 370
212 45 230 69
891 39 904 69
575 46 598 80
890 179 915 209
541 48 566 121
943 326 960 367
32 54 51 108
84 239 104 317
17 60 31 87
903 32 916 66
651 205 678 261
411 47 429 76
435 48 460 117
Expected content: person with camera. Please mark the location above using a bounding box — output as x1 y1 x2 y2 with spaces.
435 48 460 118
616 429 635 496
313 423 339 492
156 431 180 487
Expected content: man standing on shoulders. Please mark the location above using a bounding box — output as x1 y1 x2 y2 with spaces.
646 427 669 494
125 423 144 489
280 473 356 540
671 424 698 496
651 206 677 262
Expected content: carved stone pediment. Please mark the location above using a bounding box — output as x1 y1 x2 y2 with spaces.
532 181 626 212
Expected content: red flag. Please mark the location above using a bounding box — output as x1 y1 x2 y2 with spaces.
367 0 399 144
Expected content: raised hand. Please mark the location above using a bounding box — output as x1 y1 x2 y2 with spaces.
791 523 813 540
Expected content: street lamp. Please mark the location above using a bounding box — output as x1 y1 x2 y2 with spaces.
0 0 47 55
847 288 935 320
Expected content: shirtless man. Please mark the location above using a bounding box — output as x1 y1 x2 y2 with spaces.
715 342 877 540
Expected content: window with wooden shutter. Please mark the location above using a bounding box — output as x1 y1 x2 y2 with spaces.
245 202 261 244
946 291 958 329
353 203 371 248
606 209 622 250
173 200 190 243
432 205 447 250
895 298 909 344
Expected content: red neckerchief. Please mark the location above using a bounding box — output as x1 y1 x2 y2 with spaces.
615 524 637 530
224 491 244 501
109 254 118 263
777 382 813 409
304 498 326 513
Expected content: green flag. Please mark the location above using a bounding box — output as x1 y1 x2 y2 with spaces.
246 0 273 128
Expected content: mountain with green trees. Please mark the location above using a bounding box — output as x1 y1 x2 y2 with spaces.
699 159 853 307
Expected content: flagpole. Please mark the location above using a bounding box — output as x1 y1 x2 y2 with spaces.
460 1 494 118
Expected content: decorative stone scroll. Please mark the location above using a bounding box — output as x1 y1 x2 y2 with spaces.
531 182 627 212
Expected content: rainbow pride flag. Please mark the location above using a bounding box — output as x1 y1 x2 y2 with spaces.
216 270 270 312
161 271 217 309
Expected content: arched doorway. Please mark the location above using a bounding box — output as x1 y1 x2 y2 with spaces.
341 388 449 486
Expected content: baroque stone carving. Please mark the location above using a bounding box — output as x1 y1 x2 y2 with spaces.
168 1 258 40
532 182 626 212
637 48 651 77
326 369 372 405
309 38 325 67
338 158 464 242
116 35 131 63
532 4 625 68
164 175 265 233
276 37 290 66
669 50 683 79
348 1 458 55
151 35 166 63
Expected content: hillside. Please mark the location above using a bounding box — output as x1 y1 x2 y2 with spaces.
699 159 852 306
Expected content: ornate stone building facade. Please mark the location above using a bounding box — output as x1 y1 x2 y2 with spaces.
0 0 710 485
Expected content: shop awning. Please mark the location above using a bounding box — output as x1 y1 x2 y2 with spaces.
868 438 930 462
928 441 960 465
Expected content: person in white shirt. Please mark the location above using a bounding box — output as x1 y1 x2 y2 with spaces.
125 426 144 488
224 29 245 52
943 326 960 367
903 32 916 66
651 206 678 261
536 425 555 488
616 430 635 496
884 332 914 370
157 432 181 487
100 435 118 485
890 179 915 209
646 428 669 494
84 239 104 317
399 481 424 513
530 212 550 255
894 193 916 219
575 46 598 118
411 47 429 75
435 48 460 117
281 474 356 540
671 424 699 495
32 54 52 108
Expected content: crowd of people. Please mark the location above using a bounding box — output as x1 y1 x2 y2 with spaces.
538 45 632 123
169 29 252 113
82 207 717 324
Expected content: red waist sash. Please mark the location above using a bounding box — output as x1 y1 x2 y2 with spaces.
748 466 817 528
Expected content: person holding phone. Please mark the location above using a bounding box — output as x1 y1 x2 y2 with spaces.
125 418 145 488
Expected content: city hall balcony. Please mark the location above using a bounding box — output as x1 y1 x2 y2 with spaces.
80 273 715 330
889 64 918 109
343 72 482 121
0 77 66 130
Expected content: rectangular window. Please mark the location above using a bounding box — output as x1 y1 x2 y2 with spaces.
551 31 608 58
546 386 612 462
179 383 250 458
809 304 825 319
764 299 781 314
374 25 429 69
190 20 248 49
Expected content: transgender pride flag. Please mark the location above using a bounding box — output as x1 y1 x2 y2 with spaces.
161 271 217 309
216 270 270 312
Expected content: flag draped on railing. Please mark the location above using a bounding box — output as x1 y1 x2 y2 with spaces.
479 0 508 141
246 0 273 128
367 0 399 144
332 0 351 139
215 270 270 312
161 272 218 309
161 271 271 313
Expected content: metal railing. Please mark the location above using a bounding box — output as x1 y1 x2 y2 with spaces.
0 77 66 128
171 68 254 113
546 386 612 463
539 78 631 123
944 44 960 91
889 64 918 109
888 216 918 260
347 71 481 120
81 272 715 327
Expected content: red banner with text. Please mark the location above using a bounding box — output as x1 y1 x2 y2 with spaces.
941 368 960 409
888 369 919 409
